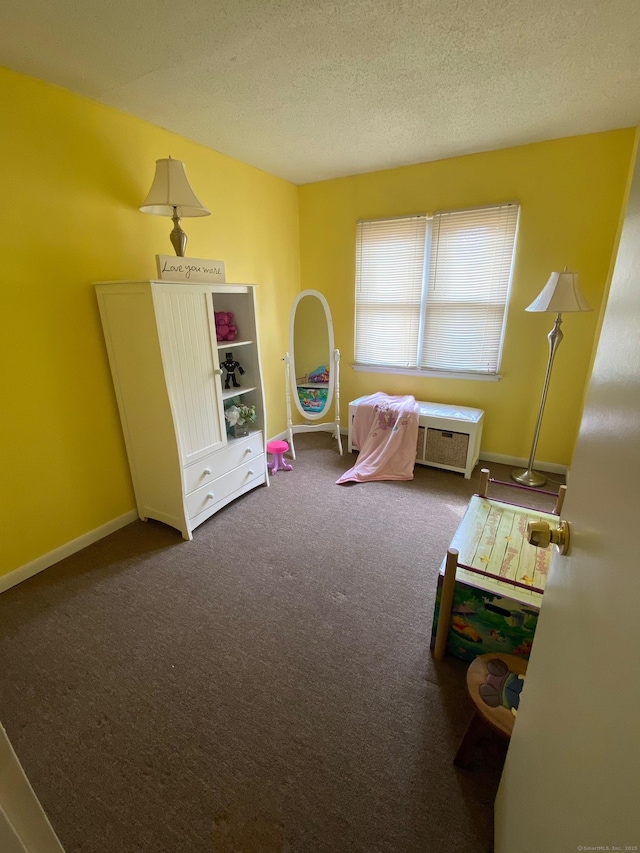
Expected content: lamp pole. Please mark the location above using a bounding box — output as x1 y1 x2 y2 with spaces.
512 313 564 487
170 206 188 257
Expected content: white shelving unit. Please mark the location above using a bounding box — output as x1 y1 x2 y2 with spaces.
95 280 268 540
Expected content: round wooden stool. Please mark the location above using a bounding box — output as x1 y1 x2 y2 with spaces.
453 652 528 768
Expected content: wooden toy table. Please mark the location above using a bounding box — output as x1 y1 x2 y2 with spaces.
454 652 528 767
431 470 566 662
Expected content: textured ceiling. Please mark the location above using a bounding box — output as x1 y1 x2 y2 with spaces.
2 0 640 184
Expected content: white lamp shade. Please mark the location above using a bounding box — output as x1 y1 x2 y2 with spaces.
526 270 592 313
139 157 210 217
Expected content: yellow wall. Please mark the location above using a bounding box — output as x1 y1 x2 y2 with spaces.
1 62 635 580
0 66 299 577
298 130 635 465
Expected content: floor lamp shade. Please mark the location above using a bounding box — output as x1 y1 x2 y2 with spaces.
140 157 210 256
512 269 592 487
525 270 591 314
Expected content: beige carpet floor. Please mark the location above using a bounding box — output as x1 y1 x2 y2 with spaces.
0 433 562 852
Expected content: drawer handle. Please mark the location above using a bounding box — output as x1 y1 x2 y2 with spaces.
214 368 223 375
245 448 253 454
203 468 212 475
247 469 254 476
207 492 215 500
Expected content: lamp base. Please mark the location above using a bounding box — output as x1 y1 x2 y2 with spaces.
170 208 187 257
511 467 547 488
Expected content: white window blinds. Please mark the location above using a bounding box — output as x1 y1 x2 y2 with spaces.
355 216 427 367
354 203 519 375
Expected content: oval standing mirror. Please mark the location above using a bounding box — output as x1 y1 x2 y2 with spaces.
283 290 343 459
289 290 335 420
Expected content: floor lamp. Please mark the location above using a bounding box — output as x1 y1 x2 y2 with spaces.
512 269 592 487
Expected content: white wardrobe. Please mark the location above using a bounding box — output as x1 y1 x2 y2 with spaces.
95 280 267 540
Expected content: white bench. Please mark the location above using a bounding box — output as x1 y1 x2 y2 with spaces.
348 397 484 479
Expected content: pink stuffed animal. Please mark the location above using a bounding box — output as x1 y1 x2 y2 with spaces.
214 311 237 341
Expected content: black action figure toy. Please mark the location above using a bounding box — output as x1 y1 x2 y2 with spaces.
221 353 245 389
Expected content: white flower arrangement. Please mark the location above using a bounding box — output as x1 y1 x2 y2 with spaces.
224 403 256 427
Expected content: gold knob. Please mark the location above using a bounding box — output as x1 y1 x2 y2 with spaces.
527 520 571 555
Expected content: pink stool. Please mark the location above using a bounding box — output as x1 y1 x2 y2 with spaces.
267 440 293 473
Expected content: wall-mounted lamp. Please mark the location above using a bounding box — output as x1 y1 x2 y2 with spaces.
512 268 592 487
139 157 210 256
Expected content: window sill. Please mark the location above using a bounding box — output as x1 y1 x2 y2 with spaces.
352 363 502 382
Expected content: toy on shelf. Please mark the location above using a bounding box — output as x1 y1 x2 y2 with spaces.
296 364 330 414
215 311 237 341
307 365 330 384
221 352 245 389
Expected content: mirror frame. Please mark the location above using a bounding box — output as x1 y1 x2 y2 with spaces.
288 289 335 421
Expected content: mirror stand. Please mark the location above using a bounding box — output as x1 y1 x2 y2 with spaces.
284 349 343 460
284 289 344 459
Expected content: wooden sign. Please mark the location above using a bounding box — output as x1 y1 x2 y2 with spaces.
156 255 226 283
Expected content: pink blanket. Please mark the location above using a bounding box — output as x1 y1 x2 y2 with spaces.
337 392 420 484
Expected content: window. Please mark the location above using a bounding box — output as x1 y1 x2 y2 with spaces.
354 203 519 377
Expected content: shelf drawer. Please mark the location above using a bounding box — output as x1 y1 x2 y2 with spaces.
183 432 263 494
186 455 265 519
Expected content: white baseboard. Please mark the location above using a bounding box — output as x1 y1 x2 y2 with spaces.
287 426 568 477
341 426 568 476
479 451 567 476
0 510 139 595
